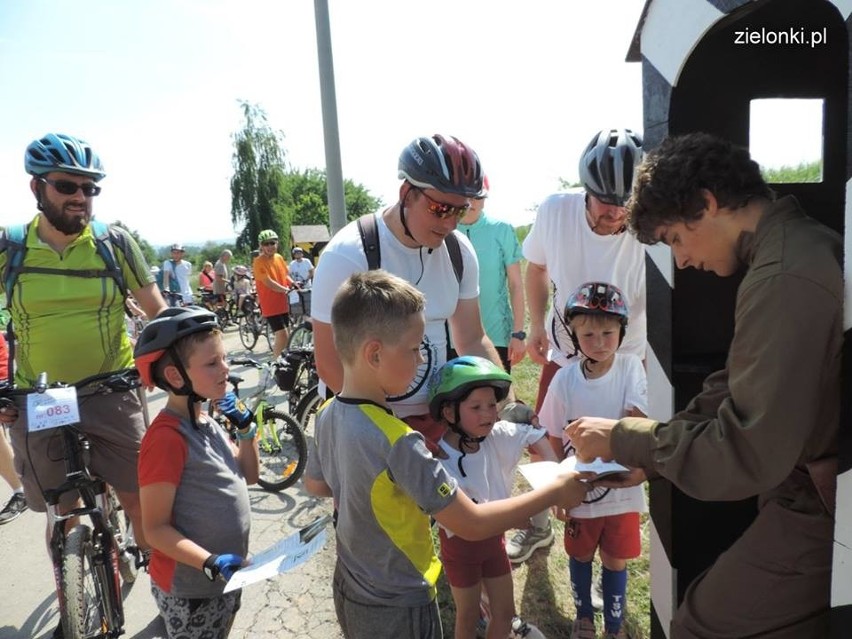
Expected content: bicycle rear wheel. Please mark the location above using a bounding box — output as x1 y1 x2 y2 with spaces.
238 315 259 351
107 488 137 584
263 318 274 352
256 410 307 492
62 524 124 639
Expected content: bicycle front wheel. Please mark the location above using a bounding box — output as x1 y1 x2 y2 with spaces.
287 323 313 351
62 524 124 639
238 315 259 351
256 410 307 492
294 385 322 436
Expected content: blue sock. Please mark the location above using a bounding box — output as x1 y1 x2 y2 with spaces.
602 566 628 633
569 557 594 620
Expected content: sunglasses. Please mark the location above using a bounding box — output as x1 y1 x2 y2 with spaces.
39 177 101 197
413 187 470 220
261 240 278 247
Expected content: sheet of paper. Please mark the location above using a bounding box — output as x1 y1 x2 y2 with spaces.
518 456 629 491
224 514 332 593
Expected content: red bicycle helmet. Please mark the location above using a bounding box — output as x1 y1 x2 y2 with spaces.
398 134 484 198
565 282 629 351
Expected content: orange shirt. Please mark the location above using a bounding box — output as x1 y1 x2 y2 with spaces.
252 253 291 317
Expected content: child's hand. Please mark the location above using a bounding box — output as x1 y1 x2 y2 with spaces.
203 553 247 582
555 471 594 510
552 505 569 522
217 392 253 430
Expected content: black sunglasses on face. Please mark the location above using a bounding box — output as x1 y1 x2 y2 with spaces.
261 241 278 247
38 177 101 197
413 187 470 220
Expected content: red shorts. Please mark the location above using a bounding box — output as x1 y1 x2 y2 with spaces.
563 512 641 559
402 413 446 456
438 529 511 588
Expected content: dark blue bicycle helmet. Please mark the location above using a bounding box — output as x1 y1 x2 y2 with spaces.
25 133 106 181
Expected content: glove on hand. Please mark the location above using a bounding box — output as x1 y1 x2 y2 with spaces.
203 553 245 581
498 401 537 426
218 391 253 429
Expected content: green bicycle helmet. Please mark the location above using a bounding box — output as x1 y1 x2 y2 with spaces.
258 229 279 244
428 356 512 420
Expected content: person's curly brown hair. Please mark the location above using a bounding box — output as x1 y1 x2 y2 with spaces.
627 132 774 244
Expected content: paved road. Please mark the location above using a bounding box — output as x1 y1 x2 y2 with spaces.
0 328 343 639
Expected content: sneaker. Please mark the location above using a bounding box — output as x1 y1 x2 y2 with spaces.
570 617 595 639
591 571 604 611
0 492 28 525
602 629 631 639
475 615 487 639
511 615 547 639
506 524 554 564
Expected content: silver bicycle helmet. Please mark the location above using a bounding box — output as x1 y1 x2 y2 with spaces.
578 129 643 206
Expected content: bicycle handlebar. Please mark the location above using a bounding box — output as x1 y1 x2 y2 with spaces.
0 368 141 399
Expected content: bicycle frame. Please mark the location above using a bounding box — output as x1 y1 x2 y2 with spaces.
2 369 142 639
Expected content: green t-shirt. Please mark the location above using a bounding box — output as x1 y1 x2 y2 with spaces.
1 215 153 386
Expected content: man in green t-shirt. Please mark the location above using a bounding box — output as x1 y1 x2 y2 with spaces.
0 133 167 638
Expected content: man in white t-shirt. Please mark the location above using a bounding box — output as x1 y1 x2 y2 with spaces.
162 243 193 306
288 246 314 319
508 129 647 564
311 134 502 451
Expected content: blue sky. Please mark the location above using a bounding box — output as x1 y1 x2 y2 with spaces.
0 1 822 246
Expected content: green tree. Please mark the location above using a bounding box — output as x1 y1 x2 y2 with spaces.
230 101 289 251
280 168 382 229
762 160 821 184
112 220 157 266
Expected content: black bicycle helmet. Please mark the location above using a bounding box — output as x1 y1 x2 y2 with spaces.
398 134 484 198
565 282 630 355
134 307 219 390
578 129 643 206
25 133 106 181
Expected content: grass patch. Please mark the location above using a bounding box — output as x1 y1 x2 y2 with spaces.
435 355 651 638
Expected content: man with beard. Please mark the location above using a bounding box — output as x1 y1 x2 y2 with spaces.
0 132 167 638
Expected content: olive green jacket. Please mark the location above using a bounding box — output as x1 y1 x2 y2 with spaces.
614 196 842 515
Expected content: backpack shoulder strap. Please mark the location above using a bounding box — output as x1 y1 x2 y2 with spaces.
445 231 464 284
89 220 128 298
357 214 381 270
2 224 30 310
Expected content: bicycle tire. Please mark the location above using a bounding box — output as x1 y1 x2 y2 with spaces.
238 315 259 351
215 307 231 329
62 524 123 639
294 385 322 435
107 488 137 584
256 409 307 492
263 318 274 352
287 323 313 351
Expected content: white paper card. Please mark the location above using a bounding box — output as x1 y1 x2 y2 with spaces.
224 514 331 593
26 387 80 432
518 456 629 491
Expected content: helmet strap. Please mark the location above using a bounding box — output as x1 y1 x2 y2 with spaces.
446 405 486 478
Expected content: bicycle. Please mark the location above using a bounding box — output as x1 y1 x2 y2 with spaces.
197 287 235 328
209 357 307 492
237 293 273 352
0 369 144 639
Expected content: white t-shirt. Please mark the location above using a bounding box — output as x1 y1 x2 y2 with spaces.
539 353 648 518
438 420 546 537
288 258 313 304
522 189 647 366
312 212 480 417
162 258 193 303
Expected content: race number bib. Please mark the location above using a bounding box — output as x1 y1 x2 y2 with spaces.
26 387 80 432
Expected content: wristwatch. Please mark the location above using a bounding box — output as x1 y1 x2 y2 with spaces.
202 554 220 581
511 331 527 340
